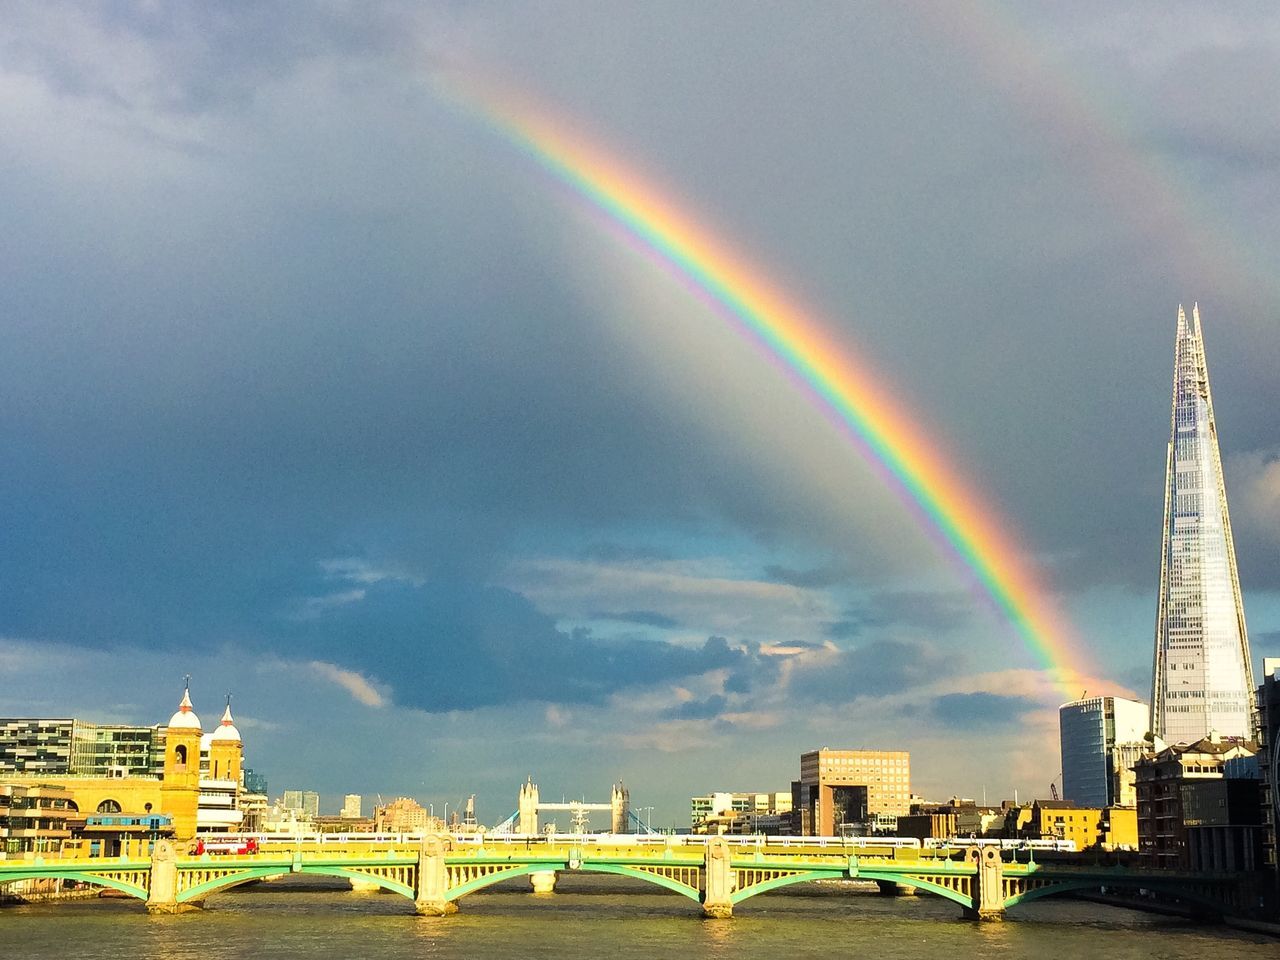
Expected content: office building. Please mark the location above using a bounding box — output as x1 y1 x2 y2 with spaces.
1059 696 1148 808
283 790 321 818
1 719 165 778
792 748 910 836
341 794 362 819
1150 304 1255 743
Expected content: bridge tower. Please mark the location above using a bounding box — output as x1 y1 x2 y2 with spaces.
610 782 630 834
518 778 540 834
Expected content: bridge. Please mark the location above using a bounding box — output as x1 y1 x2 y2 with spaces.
0 835 1244 920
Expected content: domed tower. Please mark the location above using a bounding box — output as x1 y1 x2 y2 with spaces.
208 697 243 785
161 680 203 838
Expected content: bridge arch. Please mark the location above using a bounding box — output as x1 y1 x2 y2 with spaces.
852 870 973 909
728 868 844 904
0 869 148 901
1004 878 1229 916
445 862 569 901
177 866 287 903
576 863 701 902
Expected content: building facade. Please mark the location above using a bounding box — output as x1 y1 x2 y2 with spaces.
1059 696 1148 808
0 783 72 856
0 719 166 778
0 686 244 840
792 748 910 836
1135 732 1256 869
1257 659 1280 884
1150 304 1255 743
690 791 791 834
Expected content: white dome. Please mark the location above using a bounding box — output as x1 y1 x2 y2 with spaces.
167 686 202 731
210 703 242 743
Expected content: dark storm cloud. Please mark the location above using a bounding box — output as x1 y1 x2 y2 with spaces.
282 579 745 712
2 0 1279 758
928 693 1039 729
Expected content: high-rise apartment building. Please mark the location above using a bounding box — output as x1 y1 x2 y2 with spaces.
1150 304 1255 744
341 794 362 819
1059 696 1148 808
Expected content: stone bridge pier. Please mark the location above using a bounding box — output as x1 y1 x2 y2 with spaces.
701 837 734 919
963 846 1005 921
146 840 199 914
414 835 458 916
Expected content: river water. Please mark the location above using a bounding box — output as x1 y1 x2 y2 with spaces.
2 875 1275 959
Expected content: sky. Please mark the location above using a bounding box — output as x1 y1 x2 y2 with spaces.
2 1 1278 828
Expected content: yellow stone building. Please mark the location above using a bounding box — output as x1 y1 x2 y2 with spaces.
5 686 242 840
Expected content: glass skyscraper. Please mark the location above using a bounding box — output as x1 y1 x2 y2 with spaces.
1059 696 1148 808
1150 304 1255 743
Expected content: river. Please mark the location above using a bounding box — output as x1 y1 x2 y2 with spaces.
2 875 1275 959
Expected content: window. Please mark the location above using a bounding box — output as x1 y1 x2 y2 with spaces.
97 799 122 814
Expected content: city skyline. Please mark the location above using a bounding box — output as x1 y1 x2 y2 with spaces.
2 2 1279 823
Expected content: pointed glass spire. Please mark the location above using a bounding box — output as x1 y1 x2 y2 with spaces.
1150 304 1256 742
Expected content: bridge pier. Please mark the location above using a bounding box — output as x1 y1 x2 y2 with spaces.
529 870 558 894
961 846 1005 922
414 834 458 917
875 880 917 897
146 840 200 914
701 837 733 919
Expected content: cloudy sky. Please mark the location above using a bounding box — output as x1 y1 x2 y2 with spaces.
2 1 1278 826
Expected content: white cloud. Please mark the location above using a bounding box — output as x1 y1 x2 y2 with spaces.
307 661 388 708
1228 448 1280 545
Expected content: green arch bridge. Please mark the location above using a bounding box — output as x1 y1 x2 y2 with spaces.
0 836 1243 920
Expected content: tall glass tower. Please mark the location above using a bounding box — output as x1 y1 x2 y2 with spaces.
1151 304 1256 743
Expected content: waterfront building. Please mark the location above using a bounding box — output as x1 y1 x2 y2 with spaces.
0 783 72 855
1150 304 1256 743
1256 659 1280 880
1024 800 1105 850
791 748 910 836
899 798 1003 841
0 685 245 840
690 791 792 835
0 718 165 778
1135 731 1257 869
1059 696 1148 808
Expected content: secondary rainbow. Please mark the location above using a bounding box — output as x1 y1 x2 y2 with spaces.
455 85 1096 697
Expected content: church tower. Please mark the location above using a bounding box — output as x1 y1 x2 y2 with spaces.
208 698 243 785
161 681 203 838
1150 304 1256 743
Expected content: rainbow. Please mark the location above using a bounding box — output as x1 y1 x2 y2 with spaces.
450 85 1098 698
